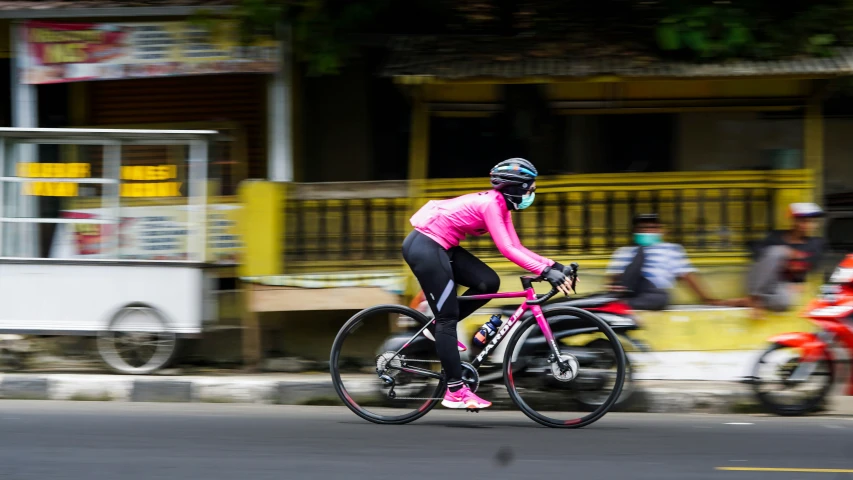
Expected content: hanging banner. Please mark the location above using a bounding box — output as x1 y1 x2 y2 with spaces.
19 20 279 85
49 203 243 264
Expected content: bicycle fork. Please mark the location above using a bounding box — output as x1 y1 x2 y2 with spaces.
532 305 574 375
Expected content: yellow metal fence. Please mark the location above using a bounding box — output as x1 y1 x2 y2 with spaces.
420 170 813 262
256 170 814 275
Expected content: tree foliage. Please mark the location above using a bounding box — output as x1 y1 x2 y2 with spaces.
199 0 451 75
218 0 853 75
654 1 853 60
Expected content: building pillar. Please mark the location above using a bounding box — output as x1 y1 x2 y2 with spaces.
804 97 824 206
267 24 292 182
10 21 37 257
407 86 429 182
403 85 430 298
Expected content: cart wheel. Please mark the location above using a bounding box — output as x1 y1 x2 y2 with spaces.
97 304 178 375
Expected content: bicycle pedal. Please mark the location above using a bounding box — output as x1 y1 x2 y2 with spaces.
465 408 480 413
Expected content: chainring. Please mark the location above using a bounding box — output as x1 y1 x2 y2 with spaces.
461 362 480 393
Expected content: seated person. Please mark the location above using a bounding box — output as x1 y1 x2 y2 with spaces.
725 203 825 313
607 213 719 311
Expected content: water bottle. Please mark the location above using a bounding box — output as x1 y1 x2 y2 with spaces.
472 315 503 348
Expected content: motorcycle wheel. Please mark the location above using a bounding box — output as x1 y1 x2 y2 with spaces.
751 342 835 416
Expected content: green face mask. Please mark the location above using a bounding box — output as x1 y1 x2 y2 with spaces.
517 192 535 210
634 232 662 247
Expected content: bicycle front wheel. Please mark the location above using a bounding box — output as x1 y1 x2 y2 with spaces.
502 306 627 428
330 304 445 425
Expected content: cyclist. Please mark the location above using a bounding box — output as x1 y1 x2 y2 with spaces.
402 158 574 410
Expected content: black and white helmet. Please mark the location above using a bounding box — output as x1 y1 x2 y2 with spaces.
489 158 538 191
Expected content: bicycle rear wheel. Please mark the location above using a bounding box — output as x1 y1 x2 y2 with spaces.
502 306 626 428
330 305 445 425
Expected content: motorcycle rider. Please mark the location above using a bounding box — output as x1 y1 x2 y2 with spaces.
724 202 826 314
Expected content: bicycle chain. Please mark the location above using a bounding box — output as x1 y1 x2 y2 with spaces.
383 358 472 401
380 357 443 400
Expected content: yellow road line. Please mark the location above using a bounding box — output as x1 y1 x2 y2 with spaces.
717 467 853 473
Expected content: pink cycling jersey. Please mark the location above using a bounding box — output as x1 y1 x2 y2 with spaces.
410 189 555 275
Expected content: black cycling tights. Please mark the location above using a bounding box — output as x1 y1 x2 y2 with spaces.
402 231 500 390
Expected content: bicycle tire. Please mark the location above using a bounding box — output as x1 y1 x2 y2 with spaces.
502 306 626 428
330 304 445 425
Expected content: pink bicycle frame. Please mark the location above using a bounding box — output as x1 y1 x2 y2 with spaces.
462 286 560 368
386 268 577 384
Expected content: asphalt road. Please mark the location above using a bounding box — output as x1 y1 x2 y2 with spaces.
0 402 852 480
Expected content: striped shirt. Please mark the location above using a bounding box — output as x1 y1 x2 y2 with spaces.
606 243 695 289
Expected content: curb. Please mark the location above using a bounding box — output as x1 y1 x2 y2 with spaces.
0 373 847 416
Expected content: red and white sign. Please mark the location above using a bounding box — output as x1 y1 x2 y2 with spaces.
19 20 280 84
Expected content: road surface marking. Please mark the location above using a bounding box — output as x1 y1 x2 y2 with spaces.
717 467 853 473
724 422 754 425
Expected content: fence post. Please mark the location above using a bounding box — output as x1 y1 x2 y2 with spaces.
237 180 285 277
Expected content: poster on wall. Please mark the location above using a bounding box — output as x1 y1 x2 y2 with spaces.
19 20 280 85
49 204 243 264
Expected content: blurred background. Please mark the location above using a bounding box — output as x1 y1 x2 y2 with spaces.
6 4 853 478
0 0 851 391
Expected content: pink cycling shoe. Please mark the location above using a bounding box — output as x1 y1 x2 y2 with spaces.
442 385 492 410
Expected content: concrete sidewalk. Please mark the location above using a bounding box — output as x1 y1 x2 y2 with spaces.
1 372 851 416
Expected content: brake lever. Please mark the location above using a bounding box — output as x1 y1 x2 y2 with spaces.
569 262 579 294
529 263 579 305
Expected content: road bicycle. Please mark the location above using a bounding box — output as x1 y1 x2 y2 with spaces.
330 263 628 428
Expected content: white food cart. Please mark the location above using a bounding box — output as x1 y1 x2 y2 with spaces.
0 128 220 374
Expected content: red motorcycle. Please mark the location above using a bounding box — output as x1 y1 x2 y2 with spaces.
749 254 853 416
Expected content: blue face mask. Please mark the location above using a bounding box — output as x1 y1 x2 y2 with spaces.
517 192 535 210
634 232 662 247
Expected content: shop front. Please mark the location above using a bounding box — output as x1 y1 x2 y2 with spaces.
0 7 287 372
7 16 283 262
